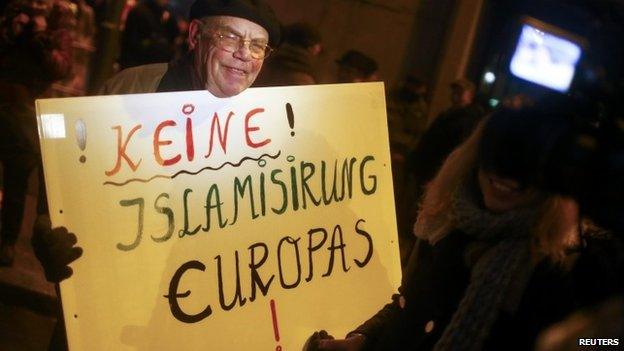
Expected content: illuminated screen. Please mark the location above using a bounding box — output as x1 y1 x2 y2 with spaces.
510 23 582 92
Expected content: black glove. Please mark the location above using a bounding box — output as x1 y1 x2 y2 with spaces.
31 215 83 283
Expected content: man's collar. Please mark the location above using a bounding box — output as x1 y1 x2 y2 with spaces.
157 53 204 93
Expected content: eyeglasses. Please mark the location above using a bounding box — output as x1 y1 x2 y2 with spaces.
209 31 273 60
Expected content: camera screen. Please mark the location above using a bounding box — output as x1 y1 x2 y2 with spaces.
509 24 582 92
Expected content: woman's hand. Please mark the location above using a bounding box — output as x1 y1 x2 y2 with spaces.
317 333 366 351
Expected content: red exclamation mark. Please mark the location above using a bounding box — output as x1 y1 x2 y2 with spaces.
270 299 282 351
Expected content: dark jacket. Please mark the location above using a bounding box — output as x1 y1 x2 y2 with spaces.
353 231 624 351
100 54 202 95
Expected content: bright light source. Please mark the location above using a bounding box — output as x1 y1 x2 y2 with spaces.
489 98 499 107
41 114 66 139
484 71 496 84
510 23 582 92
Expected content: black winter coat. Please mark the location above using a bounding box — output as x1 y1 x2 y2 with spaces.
353 231 623 351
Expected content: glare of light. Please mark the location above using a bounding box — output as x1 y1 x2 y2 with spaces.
41 114 67 139
484 71 496 84
489 98 499 107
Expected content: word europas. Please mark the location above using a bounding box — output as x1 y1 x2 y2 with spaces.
164 218 374 323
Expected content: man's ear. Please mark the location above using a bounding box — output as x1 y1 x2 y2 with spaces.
188 19 203 50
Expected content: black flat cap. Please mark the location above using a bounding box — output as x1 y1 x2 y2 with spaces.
189 0 281 46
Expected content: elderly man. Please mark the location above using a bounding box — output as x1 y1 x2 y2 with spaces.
102 0 280 96
32 0 281 348
34 0 281 278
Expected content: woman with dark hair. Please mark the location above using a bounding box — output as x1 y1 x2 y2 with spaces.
315 106 621 351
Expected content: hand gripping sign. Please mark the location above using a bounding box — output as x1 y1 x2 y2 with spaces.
36 83 402 351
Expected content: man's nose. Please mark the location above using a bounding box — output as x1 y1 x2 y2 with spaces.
233 41 254 61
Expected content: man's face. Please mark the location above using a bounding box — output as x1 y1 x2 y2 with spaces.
450 86 474 107
337 65 365 83
189 16 268 97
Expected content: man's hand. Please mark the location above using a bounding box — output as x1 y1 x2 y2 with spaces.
31 215 83 283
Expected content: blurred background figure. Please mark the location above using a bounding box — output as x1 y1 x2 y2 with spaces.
387 75 429 156
398 78 485 258
255 21 322 86
285 21 322 56
117 0 179 70
386 76 429 262
335 49 378 83
406 78 484 199
449 78 478 110
0 0 73 266
502 93 534 109
48 0 97 97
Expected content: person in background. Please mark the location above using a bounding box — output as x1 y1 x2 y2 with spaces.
117 0 180 70
47 0 97 97
313 105 622 350
0 0 73 266
285 21 322 56
386 76 429 263
387 76 429 155
254 21 322 86
403 78 485 234
336 49 378 83
502 93 533 109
